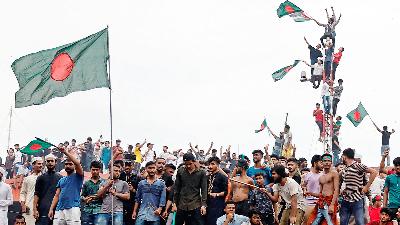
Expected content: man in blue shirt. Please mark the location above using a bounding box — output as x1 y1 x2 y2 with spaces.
132 161 167 225
247 149 271 185
48 146 84 225
216 201 249 225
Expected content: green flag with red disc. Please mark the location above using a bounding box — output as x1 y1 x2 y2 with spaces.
346 102 368 127
277 1 302 18
21 139 53 155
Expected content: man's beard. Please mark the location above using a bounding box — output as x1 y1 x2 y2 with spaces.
273 176 282 184
253 159 260 164
65 168 74 174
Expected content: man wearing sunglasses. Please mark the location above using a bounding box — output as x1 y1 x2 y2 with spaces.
48 147 84 225
33 153 62 225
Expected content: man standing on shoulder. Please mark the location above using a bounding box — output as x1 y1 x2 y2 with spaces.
81 161 104 225
132 161 167 225
48 146 84 225
373 123 395 166
173 153 207 225
20 157 43 225
33 154 62 225
340 148 378 225
307 154 339 225
0 167 13 225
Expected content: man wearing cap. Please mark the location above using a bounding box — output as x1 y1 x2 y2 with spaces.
33 153 62 225
48 147 84 225
0 167 12 225
247 149 272 185
230 158 253 216
20 157 43 224
173 153 207 225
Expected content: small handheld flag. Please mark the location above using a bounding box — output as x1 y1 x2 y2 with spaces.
255 118 268 133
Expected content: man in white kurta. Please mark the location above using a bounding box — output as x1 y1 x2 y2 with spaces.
20 157 43 225
0 167 13 225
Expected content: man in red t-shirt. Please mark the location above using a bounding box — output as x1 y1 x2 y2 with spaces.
367 207 394 225
313 103 324 141
332 47 344 81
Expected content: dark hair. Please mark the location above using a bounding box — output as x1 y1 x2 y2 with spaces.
113 163 121 169
338 79 343 83
287 157 298 164
225 200 235 207
341 47 344 52
316 103 320 106
285 125 290 129
72 139 76 142
222 168 231 175
272 165 288 178
311 155 322 167
248 209 261 218
342 148 355 159
301 168 310 173
145 161 156 168
299 157 307 163
124 161 133 166
128 145 133 149
393 157 400 166
383 126 388 130
380 207 393 220
90 161 102 169
279 156 287 160
252 149 264 155
165 163 177 170
14 214 25 222
207 156 221 165
254 173 264 179
87 137 92 141
212 149 218 153
114 160 124 167
270 154 279 159
336 116 342 120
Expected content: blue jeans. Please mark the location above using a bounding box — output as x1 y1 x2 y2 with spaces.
322 96 331 114
95 212 124 225
135 218 160 225
324 61 332 80
81 212 97 225
311 203 334 225
340 199 365 225
381 145 390 166
332 149 340 166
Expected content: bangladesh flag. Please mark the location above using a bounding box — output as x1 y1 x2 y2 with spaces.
346 102 369 127
21 139 53 155
255 118 267 133
272 60 300 82
289 11 311 22
277 1 302 18
12 28 110 108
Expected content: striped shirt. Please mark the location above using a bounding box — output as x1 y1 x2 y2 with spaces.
341 162 367 202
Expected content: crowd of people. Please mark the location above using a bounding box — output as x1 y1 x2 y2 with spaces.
0 134 399 225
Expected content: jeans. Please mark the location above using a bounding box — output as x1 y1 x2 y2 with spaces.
135 219 160 225
81 212 97 225
175 208 204 225
322 96 331 114
311 203 334 225
324 61 332 80
381 145 391 166
332 62 339 81
332 149 340 166
332 98 340 116
316 121 323 134
340 199 365 225
311 75 322 88
95 212 124 225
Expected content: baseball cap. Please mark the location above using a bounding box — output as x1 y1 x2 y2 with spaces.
183 153 195 161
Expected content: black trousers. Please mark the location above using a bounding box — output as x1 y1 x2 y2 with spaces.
332 62 339 81
235 200 250 217
261 213 275 225
332 98 340 116
175 208 204 225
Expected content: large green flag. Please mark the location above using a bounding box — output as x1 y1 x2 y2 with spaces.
12 28 110 108
21 139 53 155
272 60 300 82
277 1 302 18
346 102 369 127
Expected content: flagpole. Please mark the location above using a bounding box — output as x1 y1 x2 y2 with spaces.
7 106 12 150
106 25 115 225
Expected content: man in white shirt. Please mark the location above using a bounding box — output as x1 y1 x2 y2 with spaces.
321 81 332 114
303 59 324 89
143 143 156 164
0 167 13 225
369 172 386 198
20 157 43 224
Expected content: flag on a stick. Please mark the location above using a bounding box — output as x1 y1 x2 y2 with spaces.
21 139 53 155
255 118 268 133
12 28 110 108
272 60 300 82
346 102 369 127
277 1 311 22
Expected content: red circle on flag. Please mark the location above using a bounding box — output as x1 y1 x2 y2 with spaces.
285 5 295 14
354 111 361 121
30 144 42 150
50 53 74 81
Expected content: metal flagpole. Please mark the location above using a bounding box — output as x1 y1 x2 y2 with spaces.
106 25 115 225
7 106 12 150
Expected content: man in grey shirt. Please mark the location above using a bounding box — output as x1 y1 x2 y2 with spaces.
332 79 343 116
95 163 130 225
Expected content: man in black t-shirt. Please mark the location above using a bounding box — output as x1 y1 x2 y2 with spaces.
304 37 323 75
373 123 395 166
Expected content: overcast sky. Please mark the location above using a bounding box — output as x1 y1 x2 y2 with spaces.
0 0 399 166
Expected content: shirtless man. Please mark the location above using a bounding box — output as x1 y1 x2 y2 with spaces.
230 159 253 217
307 153 339 225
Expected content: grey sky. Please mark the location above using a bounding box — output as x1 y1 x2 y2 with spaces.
1 0 399 166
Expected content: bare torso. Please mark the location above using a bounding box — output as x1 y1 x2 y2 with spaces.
231 175 253 202
319 169 338 196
